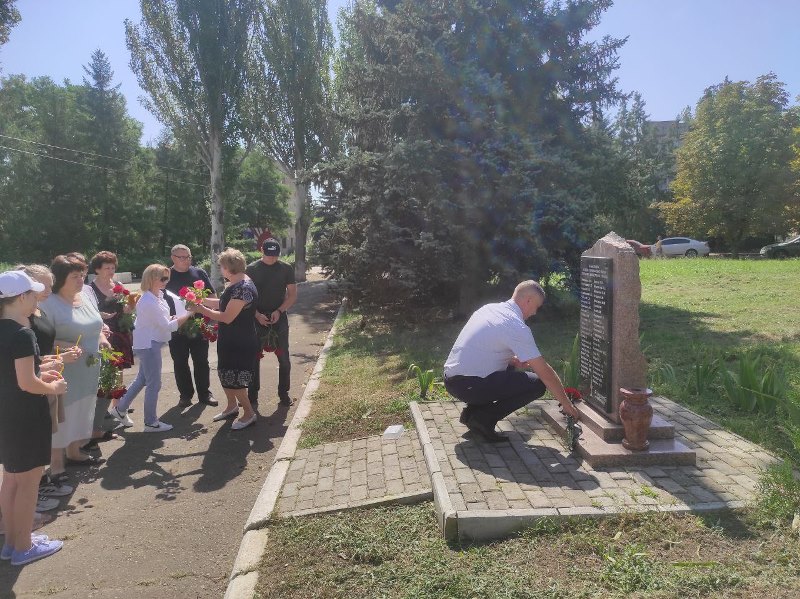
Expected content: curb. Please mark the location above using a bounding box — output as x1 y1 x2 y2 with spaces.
224 301 346 599
410 402 458 541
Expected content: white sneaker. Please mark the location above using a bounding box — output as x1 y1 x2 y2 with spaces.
143 420 173 433
107 406 134 428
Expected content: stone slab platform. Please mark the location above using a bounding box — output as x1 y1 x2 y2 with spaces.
411 398 777 542
569 401 675 442
541 402 696 467
275 432 431 517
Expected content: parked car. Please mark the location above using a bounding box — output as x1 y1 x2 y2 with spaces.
626 240 652 258
659 237 710 257
760 235 800 259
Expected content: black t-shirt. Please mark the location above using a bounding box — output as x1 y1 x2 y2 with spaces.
245 260 295 314
0 319 42 403
166 265 215 298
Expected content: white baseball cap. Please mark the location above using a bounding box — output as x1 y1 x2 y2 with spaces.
0 271 45 298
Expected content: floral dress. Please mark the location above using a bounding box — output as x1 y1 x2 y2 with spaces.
217 279 259 389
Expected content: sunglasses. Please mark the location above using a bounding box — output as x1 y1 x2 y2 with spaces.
160 276 170 283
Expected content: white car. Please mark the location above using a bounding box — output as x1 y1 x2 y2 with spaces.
655 237 710 257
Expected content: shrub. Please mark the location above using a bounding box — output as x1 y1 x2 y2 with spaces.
720 352 786 414
754 461 800 527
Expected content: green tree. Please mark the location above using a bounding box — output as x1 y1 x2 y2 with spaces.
662 74 800 254
230 148 291 243
0 0 19 53
314 0 622 313
126 0 259 286
78 49 145 250
253 0 334 281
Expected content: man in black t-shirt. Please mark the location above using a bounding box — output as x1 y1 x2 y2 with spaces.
165 244 218 408
245 238 297 409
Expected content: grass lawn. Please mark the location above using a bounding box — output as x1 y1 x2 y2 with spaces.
300 257 800 459
258 504 800 599
258 257 800 598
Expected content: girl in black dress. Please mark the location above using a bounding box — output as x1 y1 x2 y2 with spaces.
189 249 259 430
0 271 67 566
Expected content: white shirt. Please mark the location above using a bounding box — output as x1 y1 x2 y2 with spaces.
444 300 541 378
131 290 179 349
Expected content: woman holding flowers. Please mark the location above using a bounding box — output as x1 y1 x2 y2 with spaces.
108 265 189 433
188 248 259 430
39 253 110 476
88 252 134 376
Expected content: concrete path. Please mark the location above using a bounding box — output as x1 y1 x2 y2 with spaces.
1 273 337 599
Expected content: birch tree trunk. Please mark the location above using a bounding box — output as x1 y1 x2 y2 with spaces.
293 179 310 282
208 130 225 290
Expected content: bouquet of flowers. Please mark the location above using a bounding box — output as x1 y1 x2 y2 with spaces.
564 387 583 402
178 280 211 306
259 325 282 358
200 315 218 343
112 283 136 332
97 347 126 399
177 280 213 338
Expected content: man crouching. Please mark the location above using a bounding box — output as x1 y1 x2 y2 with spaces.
443 280 579 443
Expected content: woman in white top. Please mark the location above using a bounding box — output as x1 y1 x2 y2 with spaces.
108 265 189 432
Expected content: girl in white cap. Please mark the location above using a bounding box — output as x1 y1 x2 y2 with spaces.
0 270 67 566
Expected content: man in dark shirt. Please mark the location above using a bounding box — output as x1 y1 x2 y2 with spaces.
165 244 218 407
246 238 297 409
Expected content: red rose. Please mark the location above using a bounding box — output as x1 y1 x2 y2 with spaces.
122 289 130 296
111 387 127 399
179 286 189 298
203 315 211 323
112 284 125 294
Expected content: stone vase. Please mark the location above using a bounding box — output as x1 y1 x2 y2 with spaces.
619 387 653 451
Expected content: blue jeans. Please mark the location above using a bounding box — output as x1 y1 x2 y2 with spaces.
116 342 166 426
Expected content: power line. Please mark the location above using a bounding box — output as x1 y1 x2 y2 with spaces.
0 144 124 173
0 143 209 189
0 132 204 177
0 142 287 198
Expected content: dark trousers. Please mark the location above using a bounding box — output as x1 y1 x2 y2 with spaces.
168 334 212 401
444 367 546 427
249 314 291 401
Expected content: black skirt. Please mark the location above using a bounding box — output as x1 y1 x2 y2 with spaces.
0 395 52 473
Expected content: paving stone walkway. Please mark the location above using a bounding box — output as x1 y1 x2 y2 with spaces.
276 432 431 517
413 396 778 540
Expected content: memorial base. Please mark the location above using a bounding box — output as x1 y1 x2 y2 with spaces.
541 400 696 468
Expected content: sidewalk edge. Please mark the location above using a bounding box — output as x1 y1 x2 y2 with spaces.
224 300 345 598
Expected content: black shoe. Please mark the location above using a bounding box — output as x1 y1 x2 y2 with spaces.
178 397 193 408
279 396 293 407
199 396 219 407
466 417 509 443
459 405 473 425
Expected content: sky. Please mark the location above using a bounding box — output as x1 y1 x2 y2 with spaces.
2 0 799 144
